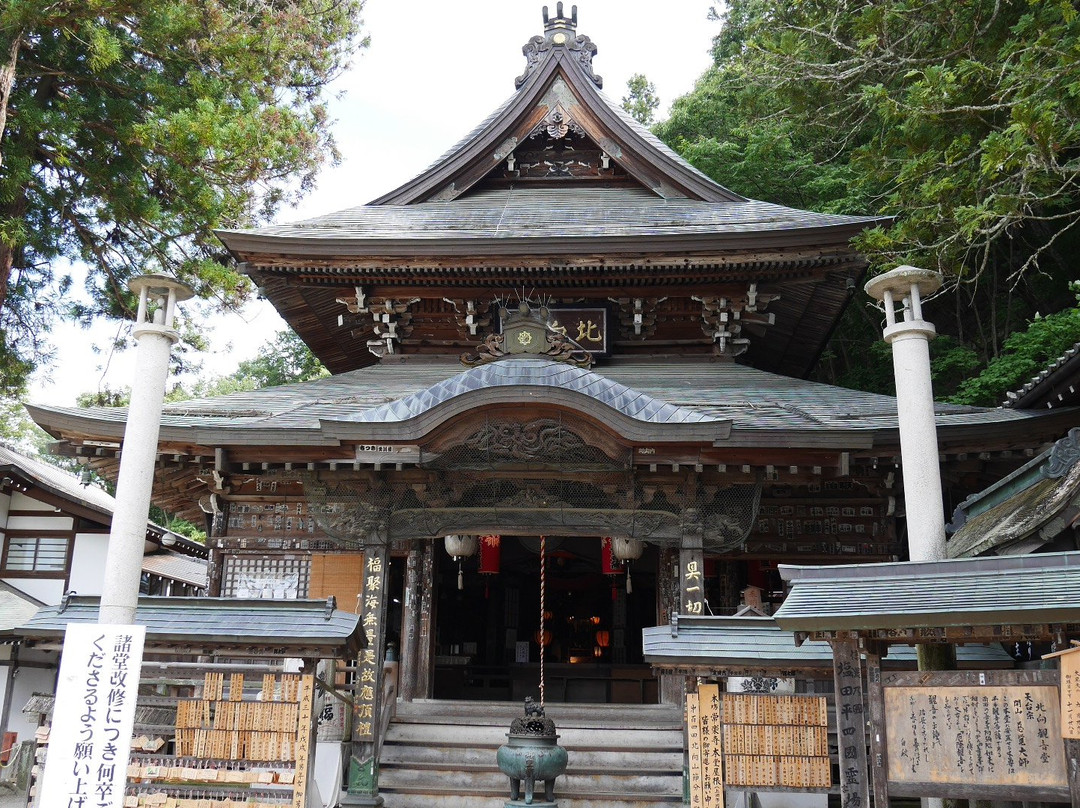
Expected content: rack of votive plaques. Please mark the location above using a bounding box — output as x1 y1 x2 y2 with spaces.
125 671 314 808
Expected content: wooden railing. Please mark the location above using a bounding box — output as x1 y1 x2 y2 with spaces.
375 660 398 761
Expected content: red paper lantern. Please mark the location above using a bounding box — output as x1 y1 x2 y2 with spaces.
601 537 624 576
478 534 501 575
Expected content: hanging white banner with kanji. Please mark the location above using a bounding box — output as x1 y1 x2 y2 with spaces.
40 623 146 808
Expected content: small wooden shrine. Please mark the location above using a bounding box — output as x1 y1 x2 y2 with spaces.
10 596 363 807
25 6 1080 806
775 552 1080 808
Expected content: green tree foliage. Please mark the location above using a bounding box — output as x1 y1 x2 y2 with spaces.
658 0 1080 392
76 329 327 407
0 0 367 393
221 329 329 390
621 73 660 126
949 290 1080 406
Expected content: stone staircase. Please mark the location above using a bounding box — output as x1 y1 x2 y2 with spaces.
378 700 686 808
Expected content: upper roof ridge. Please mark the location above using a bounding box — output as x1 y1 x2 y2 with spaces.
516 4 602 90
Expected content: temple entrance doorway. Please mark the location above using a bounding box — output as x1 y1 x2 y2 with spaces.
431 535 660 704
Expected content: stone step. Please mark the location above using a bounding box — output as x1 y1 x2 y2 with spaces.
383 722 684 751
380 742 684 773
379 791 684 808
378 700 685 808
394 699 682 729
379 766 682 796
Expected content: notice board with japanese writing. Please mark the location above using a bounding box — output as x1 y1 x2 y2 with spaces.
884 684 1067 789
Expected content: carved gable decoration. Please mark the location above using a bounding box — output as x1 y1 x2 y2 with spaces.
461 301 592 368
515 3 602 90
493 103 627 184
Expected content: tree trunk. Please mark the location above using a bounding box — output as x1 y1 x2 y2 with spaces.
0 28 23 168
0 241 11 320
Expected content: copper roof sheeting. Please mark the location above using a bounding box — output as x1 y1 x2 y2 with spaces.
27 358 1068 451
12 596 364 654
775 551 1080 631
220 188 884 254
141 553 209 589
0 444 116 518
643 615 1014 668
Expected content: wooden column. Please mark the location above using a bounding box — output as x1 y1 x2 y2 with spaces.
679 531 706 618
398 544 422 701
657 547 683 705
416 539 436 700
206 503 227 597
343 540 389 806
863 646 889 808
831 635 871 808
1066 738 1080 808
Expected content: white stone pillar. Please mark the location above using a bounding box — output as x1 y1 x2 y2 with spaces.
864 266 946 562
98 275 192 625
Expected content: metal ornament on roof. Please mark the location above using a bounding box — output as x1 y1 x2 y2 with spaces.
515 3 602 90
461 301 592 368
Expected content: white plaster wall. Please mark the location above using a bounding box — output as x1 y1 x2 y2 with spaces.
1 650 58 745
68 533 111 597
2 578 64 604
9 492 55 512
0 490 10 525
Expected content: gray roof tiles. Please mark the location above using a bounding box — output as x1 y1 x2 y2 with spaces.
29 357 1058 443
12 596 364 653
643 615 1013 667
223 188 879 246
141 553 209 589
0 444 116 516
349 358 720 425
775 550 1080 631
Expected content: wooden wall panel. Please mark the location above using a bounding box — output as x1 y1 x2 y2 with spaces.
308 553 364 613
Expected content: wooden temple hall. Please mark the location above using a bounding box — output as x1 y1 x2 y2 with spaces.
25 6 1080 808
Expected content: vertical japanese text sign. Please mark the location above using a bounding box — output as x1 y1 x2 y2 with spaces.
1062 648 1080 740
40 623 146 808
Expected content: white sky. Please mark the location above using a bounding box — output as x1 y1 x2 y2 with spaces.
29 1 719 406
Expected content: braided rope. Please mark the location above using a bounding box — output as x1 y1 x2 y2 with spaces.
539 534 546 707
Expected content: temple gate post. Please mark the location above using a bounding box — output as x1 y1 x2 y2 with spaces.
342 531 390 807
398 542 423 701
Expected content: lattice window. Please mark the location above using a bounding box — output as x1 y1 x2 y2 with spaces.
3 535 69 572
222 555 310 599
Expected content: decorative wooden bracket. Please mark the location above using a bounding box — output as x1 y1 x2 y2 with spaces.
694 284 779 357
335 288 419 358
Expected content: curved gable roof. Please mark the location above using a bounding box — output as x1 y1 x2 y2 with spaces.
370 45 744 206
343 357 725 425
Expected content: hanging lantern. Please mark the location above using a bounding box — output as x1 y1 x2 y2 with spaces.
610 537 644 561
609 537 645 594
595 630 610 648
478 535 501 575
600 537 624 576
445 535 479 590
534 629 552 647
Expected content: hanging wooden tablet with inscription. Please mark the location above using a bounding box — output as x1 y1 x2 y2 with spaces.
720 693 831 789
1060 649 1080 739
884 685 1067 788
687 691 704 808
698 684 724 808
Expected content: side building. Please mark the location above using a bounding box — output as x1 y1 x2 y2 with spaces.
0 445 206 758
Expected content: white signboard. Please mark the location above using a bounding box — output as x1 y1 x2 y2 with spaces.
40 623 146 808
